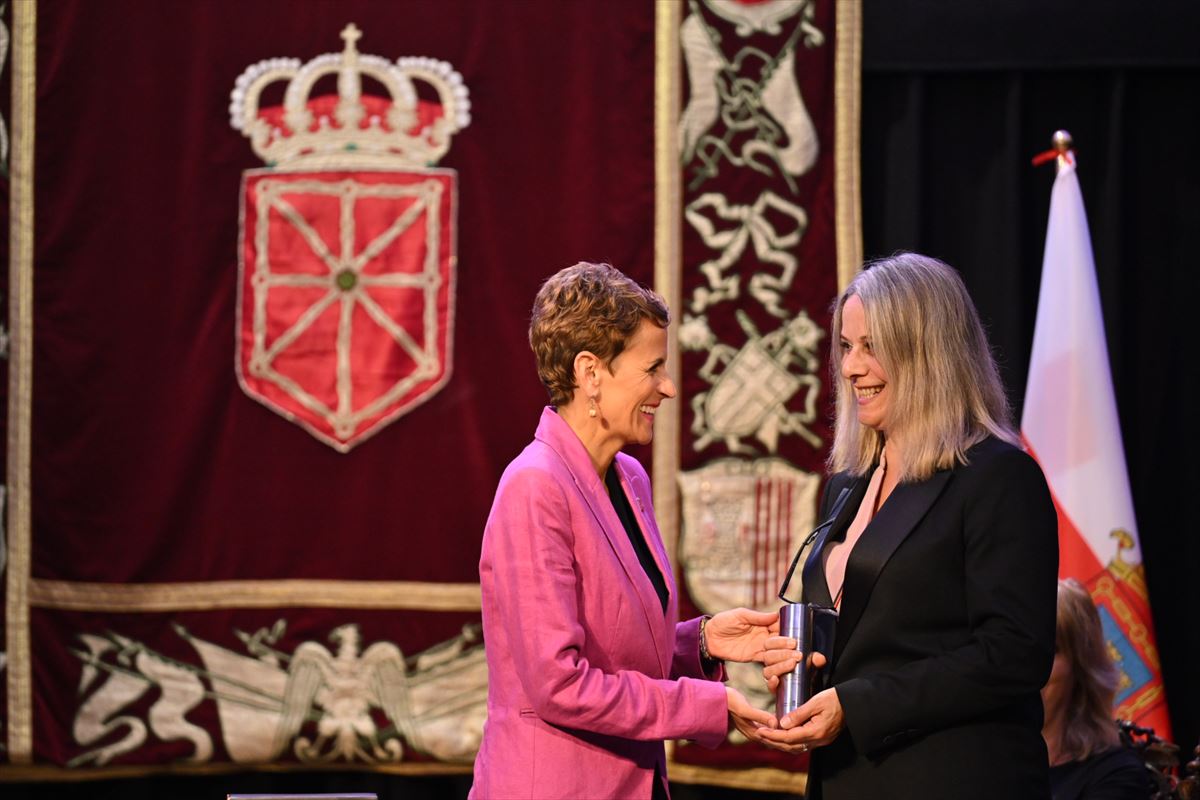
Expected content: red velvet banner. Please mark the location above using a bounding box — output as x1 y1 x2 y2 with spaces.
3 0 658 774
667 0 856 788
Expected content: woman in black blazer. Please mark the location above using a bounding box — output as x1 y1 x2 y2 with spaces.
760 253 1059 800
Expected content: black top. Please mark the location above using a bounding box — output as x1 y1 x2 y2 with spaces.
605 466 668 613
1049 746 1150 800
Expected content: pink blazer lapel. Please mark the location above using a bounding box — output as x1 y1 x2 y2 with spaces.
613 457 676 676
613 457 673 604
534 409 672 673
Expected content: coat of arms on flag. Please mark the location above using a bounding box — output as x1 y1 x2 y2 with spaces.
229 24 470 451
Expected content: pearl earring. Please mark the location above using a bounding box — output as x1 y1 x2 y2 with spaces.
588 397 597 418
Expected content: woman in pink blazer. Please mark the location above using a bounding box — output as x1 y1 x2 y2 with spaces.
470 263 779 799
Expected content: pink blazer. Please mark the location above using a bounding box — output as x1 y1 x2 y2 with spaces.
470 408 728 799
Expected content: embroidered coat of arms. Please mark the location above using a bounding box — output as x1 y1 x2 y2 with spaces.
230 25 470 451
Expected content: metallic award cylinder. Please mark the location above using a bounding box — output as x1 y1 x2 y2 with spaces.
776 602 811 719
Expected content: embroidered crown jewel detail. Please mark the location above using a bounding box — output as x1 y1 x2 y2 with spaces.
229 23 471 169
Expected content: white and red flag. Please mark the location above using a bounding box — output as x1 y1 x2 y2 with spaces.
1022 151 1170 736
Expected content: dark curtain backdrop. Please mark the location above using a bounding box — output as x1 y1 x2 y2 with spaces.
6 1 1199 799
858 0 1200 760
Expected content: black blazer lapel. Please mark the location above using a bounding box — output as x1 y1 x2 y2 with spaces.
801 474 869 608
833 469 954 659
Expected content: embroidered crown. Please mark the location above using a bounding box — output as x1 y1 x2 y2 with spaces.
229 24 471 169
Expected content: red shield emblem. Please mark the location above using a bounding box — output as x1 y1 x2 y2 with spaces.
237 167 456 451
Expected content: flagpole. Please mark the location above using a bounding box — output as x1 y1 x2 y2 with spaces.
1031 129 1074 169
1051 129 1072 157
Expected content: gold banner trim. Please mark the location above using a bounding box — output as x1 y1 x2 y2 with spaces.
27 578 482 612
6 0 38 764
0 760 473 782
668 761 807 794
653 0 684 567
835 0 864 290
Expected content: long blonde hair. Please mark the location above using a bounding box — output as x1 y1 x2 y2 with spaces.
829 253 1018 481
1053 578 1121 760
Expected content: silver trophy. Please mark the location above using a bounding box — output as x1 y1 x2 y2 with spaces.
775 508 843 718
775 601 837 718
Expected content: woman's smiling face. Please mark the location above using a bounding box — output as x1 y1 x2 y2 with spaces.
839 294 891 433
597 319 676 447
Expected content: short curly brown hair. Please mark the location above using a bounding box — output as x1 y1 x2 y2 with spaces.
529 262 669 407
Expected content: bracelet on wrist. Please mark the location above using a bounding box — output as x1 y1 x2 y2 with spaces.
699 615 715 663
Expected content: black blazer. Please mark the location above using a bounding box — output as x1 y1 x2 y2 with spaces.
801 437 1058 800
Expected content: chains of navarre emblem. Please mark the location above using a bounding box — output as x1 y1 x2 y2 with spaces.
1088 529 1164 720
231 24 470 452
676 1 828 729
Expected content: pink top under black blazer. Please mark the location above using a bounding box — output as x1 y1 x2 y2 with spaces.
470 408 728 799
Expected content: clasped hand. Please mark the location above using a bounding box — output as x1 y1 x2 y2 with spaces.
706 614 844 751
706 608 781 743
755 634 842 753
